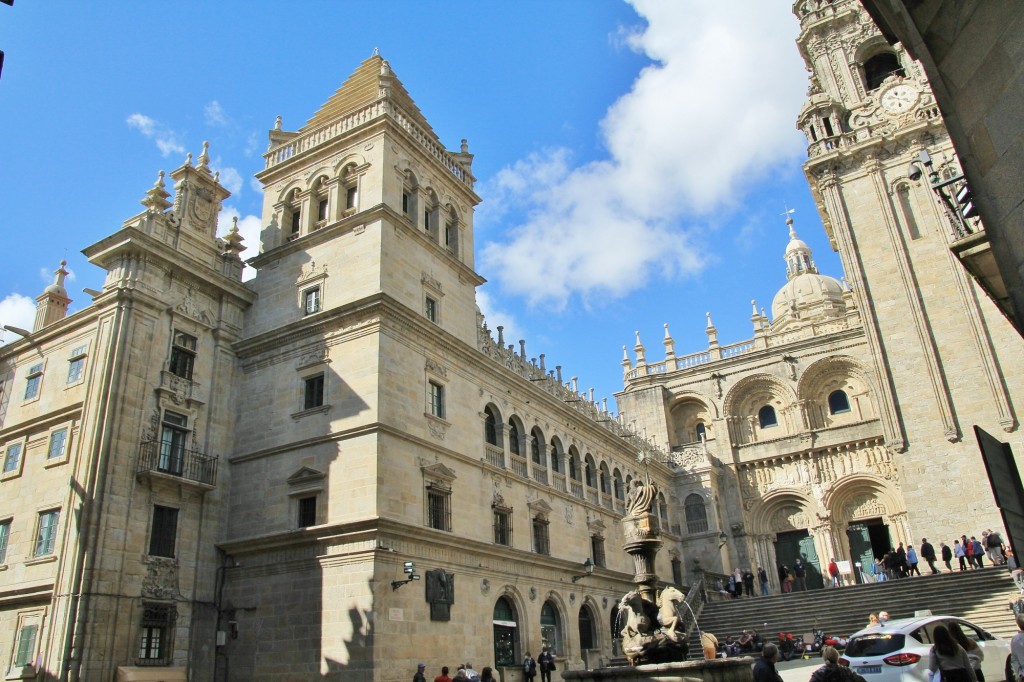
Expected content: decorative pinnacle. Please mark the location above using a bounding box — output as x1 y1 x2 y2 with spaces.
141 170 172 213
274 115 283 131
185 152 193 166
751 299 759 316
706 312 715 329
197 141 211 174
663 323 671 339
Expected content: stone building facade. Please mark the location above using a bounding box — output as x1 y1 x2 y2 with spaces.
0 57 676 681
617 0 1024 589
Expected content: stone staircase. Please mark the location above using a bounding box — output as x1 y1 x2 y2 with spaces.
687 567 1020 657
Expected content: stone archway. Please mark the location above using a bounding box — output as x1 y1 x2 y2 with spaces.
825 476 909 582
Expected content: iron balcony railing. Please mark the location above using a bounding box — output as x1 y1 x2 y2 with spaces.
138 440 218 487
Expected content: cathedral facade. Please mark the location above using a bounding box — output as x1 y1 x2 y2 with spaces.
618 0 1024 589
1 2 1023 682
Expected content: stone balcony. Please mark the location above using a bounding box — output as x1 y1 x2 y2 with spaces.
735 418 884 463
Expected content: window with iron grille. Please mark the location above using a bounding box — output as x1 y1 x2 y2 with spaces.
532 516 550 555
493 507 512 546
148 505 178 558
590 535 605 568
168 331 197 381
298 495 317 528
138 603 176 665
427 488 451 532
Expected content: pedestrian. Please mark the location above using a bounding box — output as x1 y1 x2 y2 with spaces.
779 564 792 594
955 539 967 571
538 647 556 682
734 568 745 598
885 549 899 579
464 664 480 682
867 613 880 628
828 558 841 587
987 530 1005 565
941 542 953 572
480 668 496 682
896 543 908 578
454 666 467 682
907 544 921 576
744 568 756 597
523 652 537 682
434 666 453 682
921 538 938 574
810 645 869 682
879 611 890 624
758 566 770 596
949 621 985 682
727 572 738 599
972 537 986 568
965 535 976 569
927 624 976 682
873 558 887 582
794 559 808 591
414 664 428 682
753 643 784 682
1010 616 1024 682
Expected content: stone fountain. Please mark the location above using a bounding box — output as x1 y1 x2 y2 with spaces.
562 477 753 682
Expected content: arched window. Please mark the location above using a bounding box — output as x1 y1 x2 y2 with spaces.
549 439 562 473
685 493 708 534
531 428 544 465
508 420 521 456
445 206 459 256
758 405 778 429
658 493 668 523
569 453 580 481
863 52 905 91
540 601 561 655
579 605 596 651
584 456 596 488
484 406 498 446
613 470 624 500
695 422 707 441
599 463 610 495
828 389 851 415
493 597 518 666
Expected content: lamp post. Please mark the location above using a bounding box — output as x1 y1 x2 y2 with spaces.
391 561 421 590
907 150 977 239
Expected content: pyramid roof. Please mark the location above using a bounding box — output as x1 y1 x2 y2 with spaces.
302 54 438 139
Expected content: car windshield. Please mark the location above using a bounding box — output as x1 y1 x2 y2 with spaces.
846 634 907 657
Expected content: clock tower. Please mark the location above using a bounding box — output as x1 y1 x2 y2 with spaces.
794 0 1024 541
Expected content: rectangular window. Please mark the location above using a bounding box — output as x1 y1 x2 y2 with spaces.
66 345 88 384
425 297 437 323
138 603 175 664
303 287 321 315
168 331 197 381
429 381 445 420
304 374 325 410
47 428 68 460
24 363 43 399
148 505 179 558
3 443 22 473
35 510 60 556
591 535 606 568
12 623 38 668
317 198 329 222
427 489 451 531
297 496 317 528
0 520 10 563
533 517 550 555
159 411 189 476
493 508 512 546
423 209 430 231
290 208 301 237
346 185 357 210
402 191 410 214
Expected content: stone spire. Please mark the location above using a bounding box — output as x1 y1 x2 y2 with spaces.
34 260 72 331
141 171 172 213
784 214 818 280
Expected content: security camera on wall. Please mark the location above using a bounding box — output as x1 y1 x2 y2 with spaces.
907 162 923 181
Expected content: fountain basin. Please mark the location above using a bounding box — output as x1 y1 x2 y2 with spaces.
561 656 754 682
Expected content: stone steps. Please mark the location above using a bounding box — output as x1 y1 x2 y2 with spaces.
687 567 1020 657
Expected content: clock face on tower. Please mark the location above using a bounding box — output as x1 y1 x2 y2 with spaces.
879 83 919 114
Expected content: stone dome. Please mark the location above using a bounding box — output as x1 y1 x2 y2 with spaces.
771 271 846 321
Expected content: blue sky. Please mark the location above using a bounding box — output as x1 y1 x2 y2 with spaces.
0 1 844 415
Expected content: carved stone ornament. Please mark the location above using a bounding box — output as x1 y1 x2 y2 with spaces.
141 556 178 599
529 587 537 602
480 578 490 595
427 419 448 441
425 357 448 379
189 187 215 227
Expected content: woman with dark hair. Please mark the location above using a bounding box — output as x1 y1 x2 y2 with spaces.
947 622 985 682
480 667 496 682
928 625 977 682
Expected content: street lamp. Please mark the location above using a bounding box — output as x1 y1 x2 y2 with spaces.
571 558 595 583
391 561 421 590
907 150 977 238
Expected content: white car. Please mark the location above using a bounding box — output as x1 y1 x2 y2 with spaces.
841 616 1011 682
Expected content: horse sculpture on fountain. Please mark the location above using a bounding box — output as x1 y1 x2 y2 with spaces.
617 585 690 665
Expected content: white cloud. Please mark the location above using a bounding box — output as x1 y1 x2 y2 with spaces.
213 164 243 196
217 206 262 282
127 112 186 157
244 132 260 157
479 1 807 308
204 100 228 127
0 294 37 344
249 177 265 196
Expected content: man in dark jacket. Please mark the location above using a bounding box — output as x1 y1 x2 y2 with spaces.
754 644 784 682
523 653 537 682
920 538 939 574
793 560 807 591
538 648 555 682
414 664 427 682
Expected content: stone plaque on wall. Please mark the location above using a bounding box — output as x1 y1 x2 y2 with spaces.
425 569 455 621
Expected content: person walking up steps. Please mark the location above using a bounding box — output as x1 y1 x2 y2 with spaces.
941 542 953 572
955 539 968 571
794 559 807 591
907 544 921 576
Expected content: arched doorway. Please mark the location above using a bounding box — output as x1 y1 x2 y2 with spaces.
540 600 561 655
493 597 519 667
768 504 825 589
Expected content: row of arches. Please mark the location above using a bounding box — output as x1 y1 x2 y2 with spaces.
492 595 602 665
668 356 877 449
402 168 462 258
483 404 671 525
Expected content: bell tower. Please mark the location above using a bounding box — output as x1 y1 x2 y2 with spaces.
793 1 1024 541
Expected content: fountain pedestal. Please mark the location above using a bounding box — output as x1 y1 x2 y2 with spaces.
561 656 755 682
